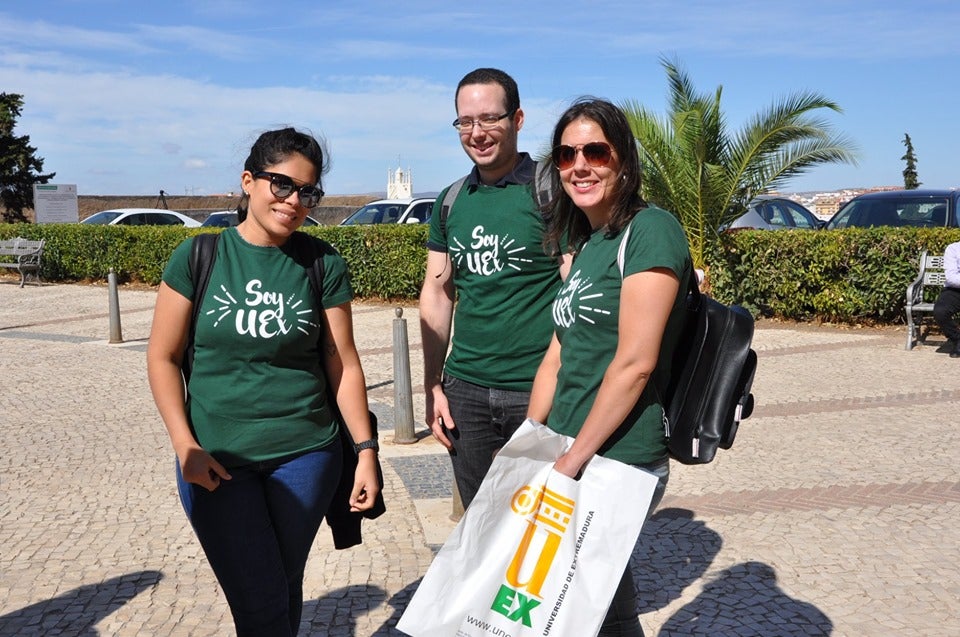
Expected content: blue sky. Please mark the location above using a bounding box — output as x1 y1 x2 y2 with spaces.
1 0 957 197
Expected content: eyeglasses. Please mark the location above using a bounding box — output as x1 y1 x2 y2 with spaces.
253 171 324 208
452 110 515 133
551 142 614 170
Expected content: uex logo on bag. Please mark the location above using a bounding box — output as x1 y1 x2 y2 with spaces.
490 484 575 627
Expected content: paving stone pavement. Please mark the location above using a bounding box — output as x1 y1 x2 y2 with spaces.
1 278 958 636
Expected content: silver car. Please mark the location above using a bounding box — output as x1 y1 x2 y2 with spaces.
726 197 824 230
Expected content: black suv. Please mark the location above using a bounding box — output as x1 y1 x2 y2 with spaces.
825 189 959 229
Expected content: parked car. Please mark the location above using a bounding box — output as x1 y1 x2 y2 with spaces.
200 211 319 227
81 208 202 227
339 197 436 225
824 189 959 229
726 196 824 230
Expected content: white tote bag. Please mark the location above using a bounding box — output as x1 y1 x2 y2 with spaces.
397 419 658 637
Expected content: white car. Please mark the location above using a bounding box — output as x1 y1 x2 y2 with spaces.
81 208 202 227
339 197 436 225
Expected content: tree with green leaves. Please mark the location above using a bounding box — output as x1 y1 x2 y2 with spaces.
621 57 858 269
1 93 55 223
901 133 920 189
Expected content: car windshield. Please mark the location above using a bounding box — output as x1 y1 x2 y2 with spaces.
201 213 238 227
82 211 123 224
828 196 951 229
342 203 404 225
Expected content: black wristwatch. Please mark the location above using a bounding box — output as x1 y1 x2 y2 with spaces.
353 438 379 454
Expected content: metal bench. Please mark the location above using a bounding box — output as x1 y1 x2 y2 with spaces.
905 250 945 350
0 237 44 288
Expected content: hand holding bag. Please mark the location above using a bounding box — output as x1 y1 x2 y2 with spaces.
397 420 659 637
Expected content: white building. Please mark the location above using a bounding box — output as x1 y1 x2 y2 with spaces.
387 165 412 199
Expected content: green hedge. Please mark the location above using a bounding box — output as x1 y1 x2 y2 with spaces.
0 223 430 300
3 222 957 324
709 227 960 323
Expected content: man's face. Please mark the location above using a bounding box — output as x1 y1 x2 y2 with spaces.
455 82 523 181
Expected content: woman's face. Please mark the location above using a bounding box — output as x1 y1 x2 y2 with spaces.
239 152 317 246
558 117 620 227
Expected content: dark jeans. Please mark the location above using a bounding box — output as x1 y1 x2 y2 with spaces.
599 456 671 637
934 287 960 341
442 374 530 509
176 444 342 637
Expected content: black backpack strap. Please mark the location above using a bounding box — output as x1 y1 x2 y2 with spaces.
184 233 219 383
438 176 468 241
532 157 555 208
439 160 553 241
285 231 328 303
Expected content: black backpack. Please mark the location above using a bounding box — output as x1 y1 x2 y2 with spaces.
616 226 757 464
663 271 757 464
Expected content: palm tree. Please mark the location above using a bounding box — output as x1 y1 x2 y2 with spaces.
622 57 858 269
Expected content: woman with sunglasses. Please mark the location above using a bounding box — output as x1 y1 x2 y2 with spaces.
527 99 692 637
147 127 380 636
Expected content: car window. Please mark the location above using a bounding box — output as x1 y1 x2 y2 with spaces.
383 205 401 222
344 205 382 224
407 201 433 223
202 213 237 227
782 201 818 229
161 213 185 225
761 202 791 228
927 204 948 226
115 214 142 226
83 211 122 224
899 200 949 227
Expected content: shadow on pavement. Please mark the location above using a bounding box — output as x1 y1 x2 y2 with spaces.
0 570 163 636
301 584 395 636
634 507 722 614
659 561 833 636
633 509 831 635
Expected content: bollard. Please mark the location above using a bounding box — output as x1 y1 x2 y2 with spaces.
392 307 417 444
108 268 123 344
450 480 464 522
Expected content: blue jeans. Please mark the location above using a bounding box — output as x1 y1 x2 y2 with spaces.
442 374 530 509
176 444 342 637
599 457 670 637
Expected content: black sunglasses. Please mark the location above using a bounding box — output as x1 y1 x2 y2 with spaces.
253 171 324 208
551 142 614 170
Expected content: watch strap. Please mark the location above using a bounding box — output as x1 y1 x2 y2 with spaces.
353 438 379 453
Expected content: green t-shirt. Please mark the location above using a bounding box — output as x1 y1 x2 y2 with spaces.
162 228 353 468
548 206 691 465
426 154 562 391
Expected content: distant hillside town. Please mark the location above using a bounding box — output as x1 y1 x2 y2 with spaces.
773 186 905 220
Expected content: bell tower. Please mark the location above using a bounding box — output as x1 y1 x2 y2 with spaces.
387 163 413 199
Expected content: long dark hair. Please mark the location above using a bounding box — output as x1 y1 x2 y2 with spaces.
237 127 328 220
543 98 646 252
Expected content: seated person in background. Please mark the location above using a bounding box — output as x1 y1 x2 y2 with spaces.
933 239 960 358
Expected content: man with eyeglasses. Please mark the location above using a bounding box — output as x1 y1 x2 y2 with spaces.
419 67 569 510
